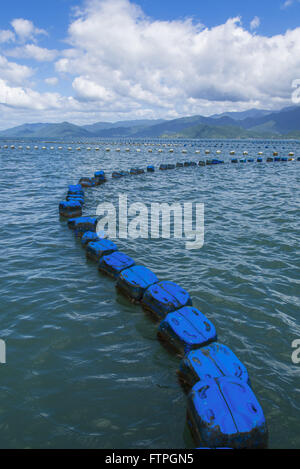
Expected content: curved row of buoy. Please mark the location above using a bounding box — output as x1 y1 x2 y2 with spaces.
0 144 297 158
56 157 281 449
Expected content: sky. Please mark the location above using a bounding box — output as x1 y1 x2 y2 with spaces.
0 0 300 129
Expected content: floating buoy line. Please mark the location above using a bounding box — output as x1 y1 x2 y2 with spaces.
55 152 300 449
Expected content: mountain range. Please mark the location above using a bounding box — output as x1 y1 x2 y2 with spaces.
0 106 299 139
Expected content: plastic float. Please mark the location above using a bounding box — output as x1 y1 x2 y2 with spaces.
79 177 95 188
86 239 118 262
130 168 145 175
141 281 192 320
157 306 217 356
94 171 106 185
178 343 250 393
187 376 268 449
81 231 105 248
68 217 97 236
59 200 82 218
112 171 128 179
99 251 135 279
116 265 158 303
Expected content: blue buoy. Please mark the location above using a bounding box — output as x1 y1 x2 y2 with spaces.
141 281 192 320
79 177 95 187
116 265 158 302
178 343 250 393
257 158 263 163
247 159 254 163
59 201 82 218
176 162 184 168
112 171 128 178
167 164 175 170
99 251 135 279
187 376 268 449
159 164 168 171
158 306 217 355
94 171 106 185
81 231 103 247
281 157 288 162
130 168 145 175
86 239 118 262
68 217 97 234
68 184 84 195
231 159 238 164
274 157 281 162
147 165 155 172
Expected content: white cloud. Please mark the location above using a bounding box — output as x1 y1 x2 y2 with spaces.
11 18 46 41
45 77 59 86
53 0 300 117
7 44 58 62
0 78 67 110
0 55 33 84
0 30 15 44
250 16 260 30
1 0 300 128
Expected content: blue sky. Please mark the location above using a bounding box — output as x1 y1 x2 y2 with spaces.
0 0 299 128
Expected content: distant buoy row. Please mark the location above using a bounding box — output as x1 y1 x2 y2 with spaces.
58 162 271 449
0 144 297 158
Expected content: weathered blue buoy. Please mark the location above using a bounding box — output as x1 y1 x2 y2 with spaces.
159 164 168 171
86 239 118 262
158 306 217 355
59 201 82 218
240 159 246 163
147 165 155 172
247 159 254 163
94 171 106 185
112 171 128 178
176 162 184 168
187 377 268 449
81 231 103 247
141 281 192 320
257 158 263 163
274 157 281 162
79 177 95 187
99 251 135 279
68 217 97 234
198 161 205 167
178 343 250 393
266 157 274 162
167 164 176 170
297 157 300 162
190 161 197 167
68 184 84 195
116 265 158 302
281 157 288 162
130 168 145 175
231 159 238 164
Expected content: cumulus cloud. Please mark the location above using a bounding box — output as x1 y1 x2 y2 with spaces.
53 0 300 118
1 0 300 128
45 77 59 86
0 78 69 110
250 16 260 30
0 55 33 84
0 30 15 44
7 44 58 62
11 18 46 41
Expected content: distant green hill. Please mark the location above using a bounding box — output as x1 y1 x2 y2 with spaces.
0 106 299 139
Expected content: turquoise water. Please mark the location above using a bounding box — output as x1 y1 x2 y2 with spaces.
0 139 299 449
